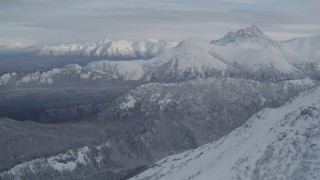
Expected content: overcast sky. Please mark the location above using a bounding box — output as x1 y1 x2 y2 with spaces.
0 0 319 46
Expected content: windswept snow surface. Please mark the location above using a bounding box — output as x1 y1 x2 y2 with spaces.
131 86 320 180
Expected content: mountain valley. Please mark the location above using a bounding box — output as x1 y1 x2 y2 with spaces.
1 26 320 180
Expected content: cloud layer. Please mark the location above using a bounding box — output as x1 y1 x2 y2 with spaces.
0 0 319 44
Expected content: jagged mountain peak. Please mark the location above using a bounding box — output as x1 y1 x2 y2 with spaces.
209 26 303 76
212 25 274 46
236 25 264 37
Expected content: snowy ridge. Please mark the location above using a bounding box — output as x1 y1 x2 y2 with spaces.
0 60 146 86
280 35 320 79
130 86 320 180
35 39 178 60
1 26 317 86
211 25 302 73
144 38 228 80
0 142 114 179
83 60 146 80
1 146 91 179
107 77 315 114
47 146 90 172
282 35 320 64
140 27 306 81
98 76 315 153
212 25 275 46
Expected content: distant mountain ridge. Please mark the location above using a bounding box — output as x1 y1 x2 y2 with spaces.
35 39 178 60
1 25 320 85
280 35 320 79
282 35 320 63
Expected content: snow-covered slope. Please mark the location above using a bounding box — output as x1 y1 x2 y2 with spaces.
35 39 178 60
1 77 312 180
0 70 316 180
141 26 307 81
130 86 320 180
138 26 306 82
2 26 317 86
213 25 274 46
281 35 320 79
0 138 149 180
144 38 228 80
211 25 302 76
282 35 320 64
98 77 314 147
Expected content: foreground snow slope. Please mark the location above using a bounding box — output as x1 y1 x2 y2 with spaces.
131 86 320 180
0 77 314 179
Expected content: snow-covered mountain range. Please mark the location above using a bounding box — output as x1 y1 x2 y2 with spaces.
35 39 178 60
130 86 320 180
2 25 319 86
1 25 320 180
